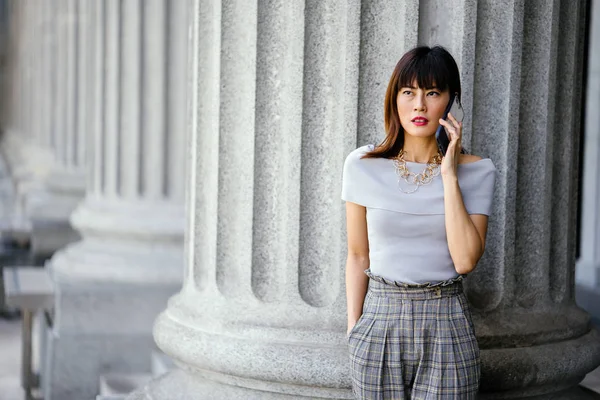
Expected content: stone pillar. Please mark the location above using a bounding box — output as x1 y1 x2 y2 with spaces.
0 1 55 240
576 0 600 327
6 1 55 177
130 1 600 399
26 0 85 259
130 0 368 398
419 0 600 398
0 1 27 175
42 1 187 399
0 1 23 142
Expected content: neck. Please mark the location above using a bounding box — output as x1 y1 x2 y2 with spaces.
401 136 439 163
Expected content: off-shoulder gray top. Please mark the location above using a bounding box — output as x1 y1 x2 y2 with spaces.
342 144 496 284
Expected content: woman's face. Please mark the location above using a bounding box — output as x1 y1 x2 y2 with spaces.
396 82 450 139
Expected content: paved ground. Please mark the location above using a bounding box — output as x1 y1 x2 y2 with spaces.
0 317 599 400
0 318 24 400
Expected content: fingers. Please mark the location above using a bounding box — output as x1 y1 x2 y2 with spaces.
446 113 462 133
439 117 462 157
447 112 459 127
438 117 462 141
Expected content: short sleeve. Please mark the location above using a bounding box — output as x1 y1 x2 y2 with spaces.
341 145 373 206
341 145 496 216
460 160 497 216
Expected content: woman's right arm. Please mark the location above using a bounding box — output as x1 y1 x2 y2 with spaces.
345 201 370 336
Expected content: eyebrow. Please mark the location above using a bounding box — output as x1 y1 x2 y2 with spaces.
401 85 439 90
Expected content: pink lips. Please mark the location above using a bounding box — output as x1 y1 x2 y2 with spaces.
411 116 429 126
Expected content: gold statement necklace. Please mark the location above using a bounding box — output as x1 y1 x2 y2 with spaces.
392 149 443 194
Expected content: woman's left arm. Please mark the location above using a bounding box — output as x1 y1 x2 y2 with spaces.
439 113 489 275
442 175 488 274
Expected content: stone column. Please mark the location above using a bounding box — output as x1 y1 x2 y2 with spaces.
0 1 55 240
131 1 600 399
576 0 600 326
0 0 26 176
419 0 600 398
0 1 26 218
42 1 187 399
7 1 54 175
26 0 85 259
131 0 368 398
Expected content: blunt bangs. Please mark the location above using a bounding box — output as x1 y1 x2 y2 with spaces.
396 46 460 96
362 45 463 161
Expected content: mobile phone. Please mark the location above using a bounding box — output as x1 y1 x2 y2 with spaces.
435 93 464 156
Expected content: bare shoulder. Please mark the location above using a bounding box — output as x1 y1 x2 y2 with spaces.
458 154 483 165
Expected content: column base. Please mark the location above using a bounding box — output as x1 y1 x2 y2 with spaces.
43 329 155 400
479 327 600 398
24 167 85 257
126 368 352 400
29 218 80 260
0 131 54 184
480 386 600 400
44 247 181 400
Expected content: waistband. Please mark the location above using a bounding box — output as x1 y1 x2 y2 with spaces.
365 269 464 299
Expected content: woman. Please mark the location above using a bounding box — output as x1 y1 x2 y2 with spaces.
343 45 496 399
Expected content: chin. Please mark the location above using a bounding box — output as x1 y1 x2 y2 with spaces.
404 130 436 138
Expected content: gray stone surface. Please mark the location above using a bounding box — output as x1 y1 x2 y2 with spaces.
150 351 174 378
2 0 600 399
3 267 53 310
417 0 478 146
41 241 182 400
98 373 152 397
25 0 86 258
0 318 25 400
25 170 86 257
128 368 349 400
127 367 600 400
131 1 359 397
0 134 55 246
29 218 80 259
39 1 187 398
421 0 600 395
0 1 59 251
357 0 419 146
130 0 600 399
42 329 155 400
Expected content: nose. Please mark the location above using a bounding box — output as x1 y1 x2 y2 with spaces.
413 93 426 111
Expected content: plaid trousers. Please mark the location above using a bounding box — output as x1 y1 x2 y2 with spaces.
347 269 480 399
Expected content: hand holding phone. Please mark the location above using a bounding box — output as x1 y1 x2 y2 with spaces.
435 93 464 156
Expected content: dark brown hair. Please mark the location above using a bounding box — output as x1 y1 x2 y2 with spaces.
363 45 462 159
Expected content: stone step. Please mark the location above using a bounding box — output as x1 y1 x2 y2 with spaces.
581 365 600 394
95 351 174 399
97 373 152 400
3 266 54 310
151 350 175 377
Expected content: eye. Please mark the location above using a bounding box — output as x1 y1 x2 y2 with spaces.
401 90 413 95
427 91 440 96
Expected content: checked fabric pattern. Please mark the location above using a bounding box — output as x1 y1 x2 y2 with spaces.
347 271 480 399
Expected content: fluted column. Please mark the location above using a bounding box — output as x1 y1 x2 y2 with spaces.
42 1 187 399
418 0 600 397
26 0 87 258
130 1 600 399
0 1 56 240
0 1 26 175
132 0 373 398
576 0 600 327
4 1 54 179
